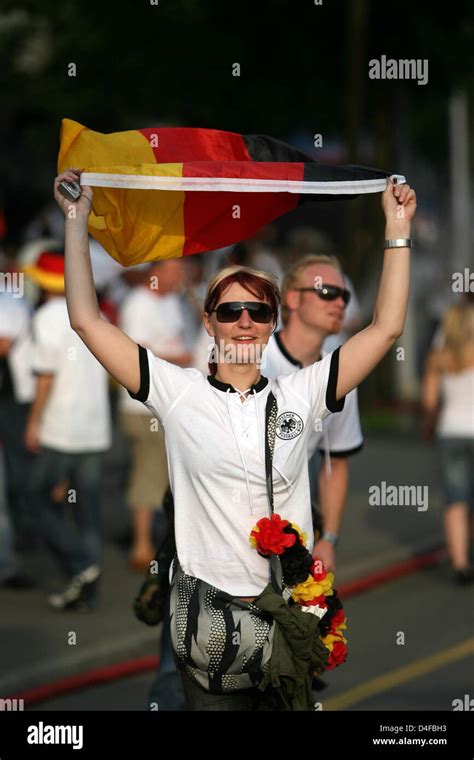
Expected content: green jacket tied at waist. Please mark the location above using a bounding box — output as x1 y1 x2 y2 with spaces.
253 584 329 711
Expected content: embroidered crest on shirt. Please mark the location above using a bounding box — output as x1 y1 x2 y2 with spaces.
275 411 304 440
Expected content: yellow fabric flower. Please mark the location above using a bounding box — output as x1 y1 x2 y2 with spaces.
292 573 334 603
290 521 308 548
321 632 348 651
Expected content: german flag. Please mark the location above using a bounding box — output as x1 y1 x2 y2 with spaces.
58 119 405 267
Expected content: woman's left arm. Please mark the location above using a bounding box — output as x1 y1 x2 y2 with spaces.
335 179 417 400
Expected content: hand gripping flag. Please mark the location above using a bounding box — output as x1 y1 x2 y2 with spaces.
58 118 405 267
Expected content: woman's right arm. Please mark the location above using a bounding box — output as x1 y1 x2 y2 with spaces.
420 350 442 441
55 169 141 395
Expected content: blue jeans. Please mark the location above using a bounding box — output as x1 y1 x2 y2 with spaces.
26 446 105 579
436 437 474 509
148 595 185 711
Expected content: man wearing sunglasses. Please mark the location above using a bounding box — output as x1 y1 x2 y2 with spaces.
261 254 364 572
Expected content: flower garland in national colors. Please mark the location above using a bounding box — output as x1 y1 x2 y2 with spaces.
250 514 348 670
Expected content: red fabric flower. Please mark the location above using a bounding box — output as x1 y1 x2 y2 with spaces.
325 639 347 670
250 514 296 556
302 594 327 608
330 609 346 630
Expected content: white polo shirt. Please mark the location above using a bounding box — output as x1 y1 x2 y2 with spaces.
31 297 112 453
129 343 346 596
261 331 363 461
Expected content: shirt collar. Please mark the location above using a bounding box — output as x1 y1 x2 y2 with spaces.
274 330 302 367
207 375 269 394
274 330 323 366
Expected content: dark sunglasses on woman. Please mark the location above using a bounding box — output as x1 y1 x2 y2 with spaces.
211 301 275 323
295 284 351 306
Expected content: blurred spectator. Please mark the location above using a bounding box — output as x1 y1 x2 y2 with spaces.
180 254 207 350
118 259 192 571
0 261 36 549
22 250 112 610
0 257 36 587
0 449 33 588
261 253 364 571
421 300 474 584
323 273 362 352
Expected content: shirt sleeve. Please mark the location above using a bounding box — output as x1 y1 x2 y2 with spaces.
317 387 364 457
128 344 201 424
277 347 346 426
31 309 62 374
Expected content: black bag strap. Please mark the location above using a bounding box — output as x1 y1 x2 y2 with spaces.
265 390 283 593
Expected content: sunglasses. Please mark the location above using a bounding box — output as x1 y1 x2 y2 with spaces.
211 301 274 323
295 284 351 306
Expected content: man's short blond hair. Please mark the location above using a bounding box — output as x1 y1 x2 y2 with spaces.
281 254 344 325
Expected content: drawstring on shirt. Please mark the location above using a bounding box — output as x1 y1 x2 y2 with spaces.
225 385 295 512
226 387 256 515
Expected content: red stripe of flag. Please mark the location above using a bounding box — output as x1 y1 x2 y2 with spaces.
182 161 305 181
139 127 251 163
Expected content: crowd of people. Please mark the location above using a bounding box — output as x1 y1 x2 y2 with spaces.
0 172 472 710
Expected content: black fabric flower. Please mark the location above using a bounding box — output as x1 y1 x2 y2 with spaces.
280 526 313 586
319 590 343 637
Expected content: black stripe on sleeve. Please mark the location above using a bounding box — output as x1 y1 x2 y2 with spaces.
325 346 346 413
317 442 364 458
128 344 150 402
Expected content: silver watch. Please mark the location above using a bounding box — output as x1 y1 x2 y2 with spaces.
322 531 339 547
384 238 412 249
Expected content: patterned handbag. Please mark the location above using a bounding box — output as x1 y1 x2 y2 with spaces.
169 391 282 694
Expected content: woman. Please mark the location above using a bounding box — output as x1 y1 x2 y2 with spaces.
422 300 474 583
54 167 416 710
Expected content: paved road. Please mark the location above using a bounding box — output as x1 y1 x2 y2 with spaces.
1 428 470 709
27 560 474 711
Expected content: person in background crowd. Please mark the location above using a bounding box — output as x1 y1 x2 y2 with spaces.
0 260 35 545
421 300 474 584
0 258 36 586
119 259 193 571
322 273 362 353
22 249 112 610
261 254 364 572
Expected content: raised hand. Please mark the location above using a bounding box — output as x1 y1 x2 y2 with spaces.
53 168 93 219
382 177 417 228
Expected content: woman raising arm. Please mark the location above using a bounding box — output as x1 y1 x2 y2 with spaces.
53 168 142 395
335 179 417 400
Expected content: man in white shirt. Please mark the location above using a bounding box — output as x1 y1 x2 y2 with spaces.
260 254 364 571
119 259 192 571
23 250 112 610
